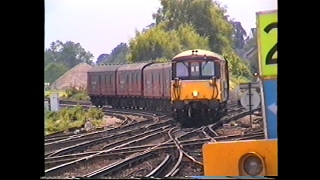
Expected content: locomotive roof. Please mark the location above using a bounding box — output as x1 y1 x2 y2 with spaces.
88 64 123 73
172 49 224 61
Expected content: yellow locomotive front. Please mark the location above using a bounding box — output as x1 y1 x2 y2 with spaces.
171 49 230 125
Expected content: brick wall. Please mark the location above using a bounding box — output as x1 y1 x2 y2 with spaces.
50 63 92 90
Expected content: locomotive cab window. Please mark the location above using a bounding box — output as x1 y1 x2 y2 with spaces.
202 61 215 76
172 60 220 80
176 62 189 77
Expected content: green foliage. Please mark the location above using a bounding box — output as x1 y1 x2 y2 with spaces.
44 106 105 135
69 92 90 101
153 0 234 54
123 0 252 81
45 40 94 68
65 86 85 98
229 76 250 90
107 43 129 64
45 90 68 99
44 40 94 83
224 50 252 79
87 107 105 120
96 43 129 65
230 21 247 49
127 23 210 62
62 85 90 101
44 63 69 84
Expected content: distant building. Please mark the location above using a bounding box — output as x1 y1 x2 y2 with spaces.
242 28 258 62
245 28 257 42
50 63 92 90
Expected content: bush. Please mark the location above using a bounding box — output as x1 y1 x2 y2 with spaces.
44 106 105 135
69 92 90 101
229 76 250 90
65 85 86 98
45 85 90 101
45 90 68 99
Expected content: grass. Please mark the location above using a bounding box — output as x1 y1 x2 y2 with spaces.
44 106 105 135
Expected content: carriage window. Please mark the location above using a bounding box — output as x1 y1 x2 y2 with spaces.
201 61 215 76
151 73 154 84
190 62 200 76
131 74 134 84
91 76 97 85
136 73 138 83
176 62 188 77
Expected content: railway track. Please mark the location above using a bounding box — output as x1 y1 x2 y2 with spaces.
44 101 264 179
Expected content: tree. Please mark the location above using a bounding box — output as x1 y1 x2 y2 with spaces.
96 54 110 65
44 63 69 83
106 43 129 64
44 40 94 69
230 21 247 49
127 23 210 62
152 0 233 54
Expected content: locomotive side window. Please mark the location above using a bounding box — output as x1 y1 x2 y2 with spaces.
176 62 189 77
201 61 215 76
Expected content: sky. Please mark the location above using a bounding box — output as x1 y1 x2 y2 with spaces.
45 0 277 62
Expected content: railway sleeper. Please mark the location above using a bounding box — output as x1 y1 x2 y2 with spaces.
85 151 157 178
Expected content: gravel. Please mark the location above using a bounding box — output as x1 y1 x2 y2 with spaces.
217 115 264 136
106 153 167 178
55 156 121 178
176 162 203 177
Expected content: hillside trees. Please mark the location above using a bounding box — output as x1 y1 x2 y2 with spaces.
106 43 129 64
97 43 129 65
127 24 210 62
44 62 69 84
127 0 252 80
44 40 94 83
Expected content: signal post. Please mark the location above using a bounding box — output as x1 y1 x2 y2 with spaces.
201 10 278 177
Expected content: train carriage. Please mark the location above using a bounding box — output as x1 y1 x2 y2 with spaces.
87 65 122 107
115 62 153 109
143 62 171 111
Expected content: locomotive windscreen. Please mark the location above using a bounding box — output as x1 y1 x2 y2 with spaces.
173 60 220 80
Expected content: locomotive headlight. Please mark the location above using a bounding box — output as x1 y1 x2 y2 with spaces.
192 91 199 97
242 153 264 176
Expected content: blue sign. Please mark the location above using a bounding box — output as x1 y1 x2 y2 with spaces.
262 79 277 139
